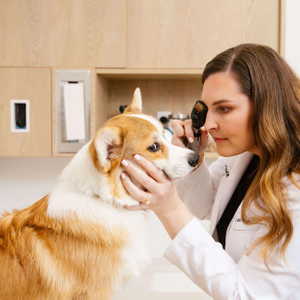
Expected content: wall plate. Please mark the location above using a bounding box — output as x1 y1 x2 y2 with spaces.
10 100 30 133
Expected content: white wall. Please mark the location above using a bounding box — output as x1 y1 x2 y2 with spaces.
285 0 300 76
0 157 71 213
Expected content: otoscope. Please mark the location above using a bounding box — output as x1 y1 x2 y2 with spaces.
184 100 208 153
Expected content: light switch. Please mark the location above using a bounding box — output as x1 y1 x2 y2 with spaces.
10 100 30 133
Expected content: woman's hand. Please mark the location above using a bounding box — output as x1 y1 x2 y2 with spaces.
171 119 209 155
121 154 180 216
121 154 194 239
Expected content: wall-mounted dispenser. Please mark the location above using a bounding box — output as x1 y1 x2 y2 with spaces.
10 100 30 133
55 70 91 153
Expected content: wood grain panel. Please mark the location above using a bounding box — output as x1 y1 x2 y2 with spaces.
106 79 203 120
0 0 126 67
127 0 280 68
0 68 52 156
92 75 109 135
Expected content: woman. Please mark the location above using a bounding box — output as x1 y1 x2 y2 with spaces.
120 44 300 299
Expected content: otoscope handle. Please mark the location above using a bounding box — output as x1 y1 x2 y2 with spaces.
183 135 201 153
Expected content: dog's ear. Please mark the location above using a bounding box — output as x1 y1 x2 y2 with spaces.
92 126 123 172
124 87 142 113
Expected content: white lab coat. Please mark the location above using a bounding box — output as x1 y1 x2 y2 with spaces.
164 152 300 299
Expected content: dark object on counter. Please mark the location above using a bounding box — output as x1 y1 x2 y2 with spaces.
159 116 169 124
160 112 189 126
119 105 128 114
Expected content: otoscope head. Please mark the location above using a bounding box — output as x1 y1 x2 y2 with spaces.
191 100 208 130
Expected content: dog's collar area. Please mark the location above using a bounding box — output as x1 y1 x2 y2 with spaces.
91 192 124 208
92 193 102 199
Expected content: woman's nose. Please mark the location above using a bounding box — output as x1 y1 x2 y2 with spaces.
203 111 217 131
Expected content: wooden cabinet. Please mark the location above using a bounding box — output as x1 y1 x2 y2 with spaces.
92 0 283 159
0 0 126 68
95 68 203 124
0 68 52 157
0 0 281 69
0 0 284 157
94 68 220 157
126 0 281 68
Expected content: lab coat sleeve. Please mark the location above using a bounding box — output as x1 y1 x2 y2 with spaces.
164 184 300 300
175 156 228 220
164 218 242 299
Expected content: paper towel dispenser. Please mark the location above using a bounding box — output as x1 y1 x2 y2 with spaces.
55 70 91 153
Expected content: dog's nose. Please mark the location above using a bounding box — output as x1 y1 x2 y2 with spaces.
188 152 200 167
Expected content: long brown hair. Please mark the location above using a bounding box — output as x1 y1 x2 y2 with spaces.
202 44 300 264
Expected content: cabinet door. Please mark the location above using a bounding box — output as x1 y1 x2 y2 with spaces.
0 0 126 68
127 0 280 68
0 68 51 157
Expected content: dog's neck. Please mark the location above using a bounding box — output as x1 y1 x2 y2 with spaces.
48 142 140 220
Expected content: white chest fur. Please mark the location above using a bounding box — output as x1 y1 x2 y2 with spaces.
47 187 151 287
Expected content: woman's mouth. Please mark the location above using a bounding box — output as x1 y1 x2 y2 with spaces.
213 137 228 143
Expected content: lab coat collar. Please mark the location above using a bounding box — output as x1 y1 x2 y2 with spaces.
209 152 254 235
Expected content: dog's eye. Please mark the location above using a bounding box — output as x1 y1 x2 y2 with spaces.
148 142 161 152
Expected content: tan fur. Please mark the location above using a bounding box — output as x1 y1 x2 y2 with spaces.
0 90 154 299
103 115 168 162
0 91 159 299
0 88 195 299
96 115 169 199
0 196 127 300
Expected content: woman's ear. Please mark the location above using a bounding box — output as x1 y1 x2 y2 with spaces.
92 126 123 172
124 88 142 114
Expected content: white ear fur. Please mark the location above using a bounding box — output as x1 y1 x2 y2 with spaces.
124 87 142 113
133 87 142 111
94 126 123 172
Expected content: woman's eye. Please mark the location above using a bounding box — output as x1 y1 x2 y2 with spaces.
148 142 161 152
217 107 231 113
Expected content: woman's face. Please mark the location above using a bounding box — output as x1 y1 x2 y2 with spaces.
202 72 259 157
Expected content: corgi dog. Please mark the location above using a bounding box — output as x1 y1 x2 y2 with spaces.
0 88 200 300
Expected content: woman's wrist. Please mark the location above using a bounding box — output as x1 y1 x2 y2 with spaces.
156 199 194 240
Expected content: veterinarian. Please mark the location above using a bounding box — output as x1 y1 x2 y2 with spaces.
121 43 300 299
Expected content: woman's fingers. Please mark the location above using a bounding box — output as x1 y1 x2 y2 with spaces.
170 119 194 147
183 119 194 143
133 154 167 183
120 156 164 207
125 203 148 211
170 119 209 155
170 120 185 137
121 172 150 205
170 120 185 147
121 155 169 210
122 155 167 186
120 155 182 216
